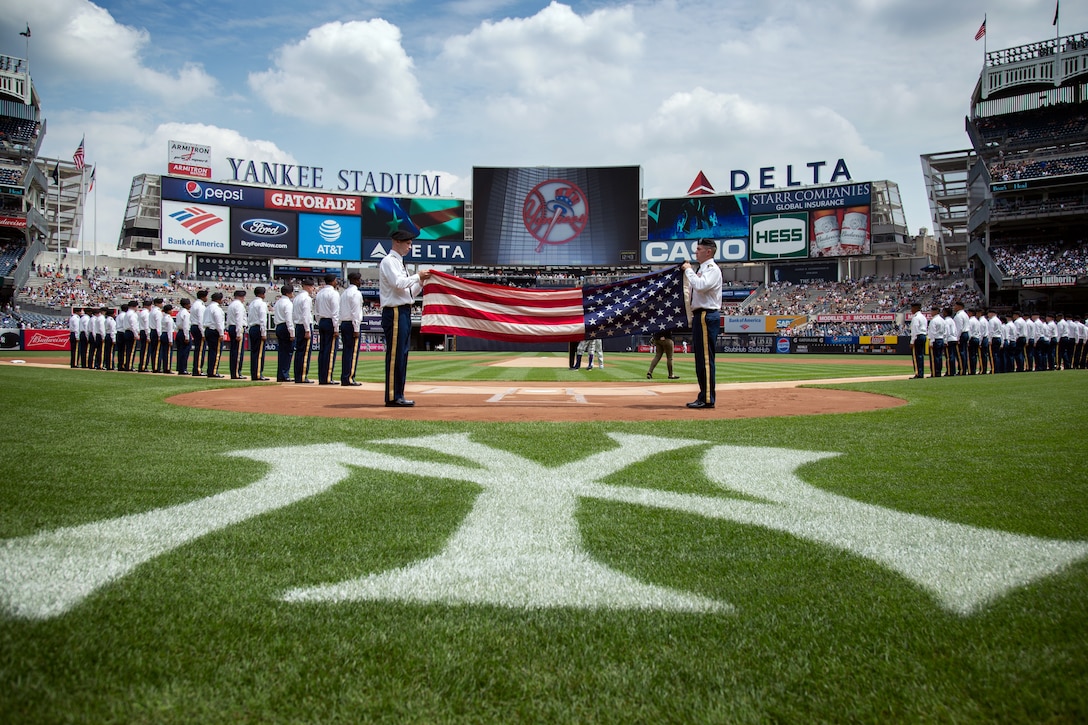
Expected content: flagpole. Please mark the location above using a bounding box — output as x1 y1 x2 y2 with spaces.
1055 1 1061 89
79 167 85 276
92 167 98 274
54 168 60 272
77 139 86 277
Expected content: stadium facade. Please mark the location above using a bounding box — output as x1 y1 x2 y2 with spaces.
922 28 1088 313
0 51 48 305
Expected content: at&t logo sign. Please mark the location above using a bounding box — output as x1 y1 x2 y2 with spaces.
522 179 588 252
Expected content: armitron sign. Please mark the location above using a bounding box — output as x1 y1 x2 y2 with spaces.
167 140 212 179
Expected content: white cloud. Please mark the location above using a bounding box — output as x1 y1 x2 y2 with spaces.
620 87 881 197
439 1 642 102
248 19 434 136
39 113 296 258
4 0 217 102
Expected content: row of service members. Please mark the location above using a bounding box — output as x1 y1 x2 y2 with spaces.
66 273 380 387
908 302 1088 378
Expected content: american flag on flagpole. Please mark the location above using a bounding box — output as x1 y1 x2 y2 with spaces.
975 18 986 41
88 167 95 192
73 137 85 170
421 266 689 343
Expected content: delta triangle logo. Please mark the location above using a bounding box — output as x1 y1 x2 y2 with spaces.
687 171 715 196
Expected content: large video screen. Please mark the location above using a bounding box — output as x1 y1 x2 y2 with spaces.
472 166 641 266
646 194 749 243
361 196 465 241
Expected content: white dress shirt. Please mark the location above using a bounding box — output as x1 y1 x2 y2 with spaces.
339 284 363 333
910 310 928 342
190 299 206 330
314 284 340 326
247 297 268 337
204 302 226 335
684 259 723 311
273 295 294 335
161 313 175 339
292 290 313 333
175 308 190 341
379 251 422 308
226 299 247 330
149 306 163 337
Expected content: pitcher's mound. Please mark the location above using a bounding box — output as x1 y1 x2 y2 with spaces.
167 377 907 423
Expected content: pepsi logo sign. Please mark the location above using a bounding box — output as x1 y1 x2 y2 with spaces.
180 181 245 204
241 219 289 237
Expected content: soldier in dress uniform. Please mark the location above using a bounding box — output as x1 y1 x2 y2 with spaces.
247 287 270 381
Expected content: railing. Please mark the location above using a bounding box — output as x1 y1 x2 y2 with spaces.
981 32 1088 100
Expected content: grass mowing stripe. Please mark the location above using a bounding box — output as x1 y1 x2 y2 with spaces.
0 360 1085 723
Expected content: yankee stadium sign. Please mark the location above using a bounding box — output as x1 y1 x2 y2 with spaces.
227 157 441 196
2 435 1086 620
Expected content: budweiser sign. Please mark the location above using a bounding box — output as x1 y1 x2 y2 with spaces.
23 329 70 351
264 190 360 215
0 215 26 228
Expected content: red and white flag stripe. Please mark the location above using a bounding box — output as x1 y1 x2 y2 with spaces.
422 271 586 343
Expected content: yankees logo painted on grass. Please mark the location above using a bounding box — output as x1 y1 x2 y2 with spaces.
2 434 1087 619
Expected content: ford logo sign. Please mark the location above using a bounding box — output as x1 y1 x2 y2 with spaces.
241 219 288 237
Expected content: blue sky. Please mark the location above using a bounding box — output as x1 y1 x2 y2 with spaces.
1 0 1084 261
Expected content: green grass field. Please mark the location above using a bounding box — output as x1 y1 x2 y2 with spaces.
1 353 1086 723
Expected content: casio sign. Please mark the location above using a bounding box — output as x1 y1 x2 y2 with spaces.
641 238 748 264
241 219 289 237
751 216 806 256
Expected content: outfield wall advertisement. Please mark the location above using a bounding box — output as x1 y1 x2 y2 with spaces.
160 176 466 265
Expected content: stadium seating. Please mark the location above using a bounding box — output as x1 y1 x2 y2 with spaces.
0 244 26 277
989 243 1088 278
0 116 40 146
973 105 1088 151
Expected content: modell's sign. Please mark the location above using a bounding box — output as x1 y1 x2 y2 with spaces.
168 140 212 180
815 314 897 323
